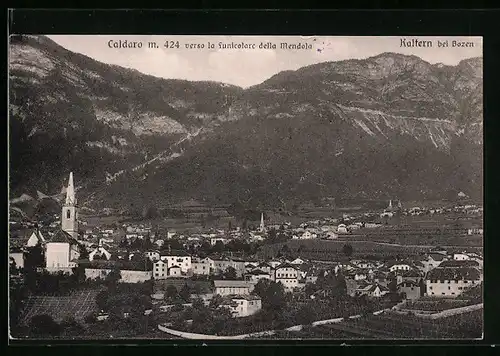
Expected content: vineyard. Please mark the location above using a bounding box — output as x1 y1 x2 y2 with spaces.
19 288 103 324
257 309 483 339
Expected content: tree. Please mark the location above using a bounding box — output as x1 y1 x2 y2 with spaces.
95 290 109 311
295 305 318 325
192 298 205 310
60 316 85 337
267 228 277 241
212 240 225 253
78 244 89 260
105 265 121 285
209 294 223 309
24 244 45 271
342 243 353 258
29 314 61 337
223 266 237 280
179 284 192 303
280 244 291 258
165 285 179 303
71 264 87 285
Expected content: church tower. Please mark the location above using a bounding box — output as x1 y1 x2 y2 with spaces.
61 172 78 239
260 212 265 233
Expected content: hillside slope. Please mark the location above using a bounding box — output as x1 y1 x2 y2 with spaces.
9 36 483 212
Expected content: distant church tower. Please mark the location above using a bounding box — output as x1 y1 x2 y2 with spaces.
388 200 393 209
61 172 78 239
260 212 265 233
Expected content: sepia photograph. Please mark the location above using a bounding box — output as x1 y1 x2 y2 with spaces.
8 34 483 340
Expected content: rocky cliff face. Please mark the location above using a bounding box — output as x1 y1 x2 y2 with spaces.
9 35 482 211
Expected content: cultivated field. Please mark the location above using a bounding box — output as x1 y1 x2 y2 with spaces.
19 288 104 324
257 309 483 339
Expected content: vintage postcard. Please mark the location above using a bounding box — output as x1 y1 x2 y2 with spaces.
8 35 483 340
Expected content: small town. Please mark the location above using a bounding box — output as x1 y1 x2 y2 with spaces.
9 173 483 339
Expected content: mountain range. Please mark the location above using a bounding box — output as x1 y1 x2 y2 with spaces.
9 35 483 214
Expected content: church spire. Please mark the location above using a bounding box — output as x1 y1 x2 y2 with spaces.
65 172 76 206
260 212 265 232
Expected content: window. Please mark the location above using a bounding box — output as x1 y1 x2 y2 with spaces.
447 280 451 284
429 287 433 290
431 292 435 295
464 280 468 284
66 209 71 219
442 293 445 295
448 286 451 290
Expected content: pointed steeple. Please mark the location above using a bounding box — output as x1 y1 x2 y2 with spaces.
65 172 76 206
260 212 265 232
388 200 392 209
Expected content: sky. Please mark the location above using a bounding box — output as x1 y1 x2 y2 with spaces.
47 35 482 88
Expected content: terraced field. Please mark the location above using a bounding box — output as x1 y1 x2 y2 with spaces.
19 288 104 324
260 309 483 339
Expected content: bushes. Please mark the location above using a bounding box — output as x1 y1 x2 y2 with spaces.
29 314 61 337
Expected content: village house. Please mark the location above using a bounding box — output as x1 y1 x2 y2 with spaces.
398 280 421 300
274 263 299 291
10 248 24 269
388 262 412 273
453 252 470 261
191 257 214 275
168 265 182 277
219 295 262 318
88 245 112 261
244 269 272 282
337 224 348 234
160 253 192 273
26 229 46 248
153 259 168 279
425 267 481 298
355 283 389 298
145 250 161 261
419 252 447 273
213 280 255 296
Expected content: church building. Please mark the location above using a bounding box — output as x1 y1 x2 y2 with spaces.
45 172 81 269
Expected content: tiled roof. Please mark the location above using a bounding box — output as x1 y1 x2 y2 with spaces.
439 260 479 268
49 230 77 244
428 253 446 261
275 263 298 270
231 294 261 301
247 269 269 275
214 280 253 288
426 267 481 281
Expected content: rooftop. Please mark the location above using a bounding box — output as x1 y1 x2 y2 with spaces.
427 267 481 281
214 280 254 288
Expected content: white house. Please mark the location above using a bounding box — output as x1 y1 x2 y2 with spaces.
388 263 412 273
453 253 470 261
160 254 192 273
89 246 112 261
274 263 299 291
214 280 255 296
191 257 214 275
168 266 182 277
289 258 306 265
153 259 168 279
426 267 481 298
337 224 348 234
220 295 262 318
26 229 46 247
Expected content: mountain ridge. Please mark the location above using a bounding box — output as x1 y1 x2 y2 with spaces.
9 35 483 212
